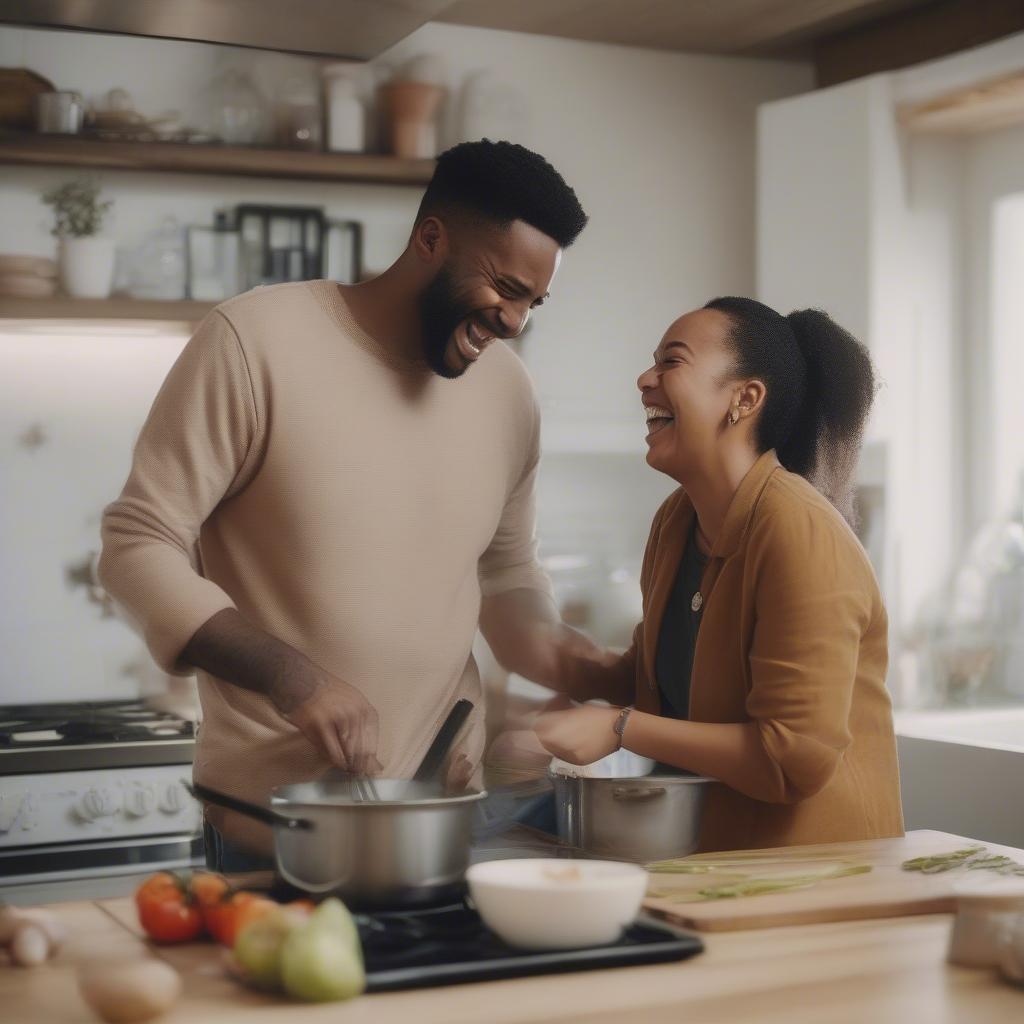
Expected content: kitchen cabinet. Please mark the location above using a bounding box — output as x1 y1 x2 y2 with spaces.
756 73 954 642
756 74 904 449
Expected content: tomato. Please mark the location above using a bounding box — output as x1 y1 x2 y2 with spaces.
135 871 204 943
189 872 229 909
137 892 204 944
134 872 178 911
204 892 277 948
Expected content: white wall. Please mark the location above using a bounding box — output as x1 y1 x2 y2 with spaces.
0 22 811 443
0 22 811 701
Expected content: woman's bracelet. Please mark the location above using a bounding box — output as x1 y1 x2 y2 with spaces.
613 707 632 749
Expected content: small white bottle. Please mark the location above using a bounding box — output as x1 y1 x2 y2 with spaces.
323 63 364 153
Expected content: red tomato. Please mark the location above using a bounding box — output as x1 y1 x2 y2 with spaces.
134 871 178 911
137 892 204 944
204 892 277 948
189 871 229 909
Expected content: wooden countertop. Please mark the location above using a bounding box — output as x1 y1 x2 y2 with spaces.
4 900 1021 1023
3 846 1023 1022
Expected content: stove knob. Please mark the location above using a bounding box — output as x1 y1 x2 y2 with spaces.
124 786 157 818
76 788 119 821
158 783 186 814
0 795 31 834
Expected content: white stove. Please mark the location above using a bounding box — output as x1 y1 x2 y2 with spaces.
0 700 203 903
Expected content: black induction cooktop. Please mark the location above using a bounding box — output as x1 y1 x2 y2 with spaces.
355 901 703 992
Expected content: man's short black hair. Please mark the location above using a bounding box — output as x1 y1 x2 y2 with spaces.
417 139 588 248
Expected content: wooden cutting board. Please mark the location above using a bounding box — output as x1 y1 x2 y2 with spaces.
642 829 1024 932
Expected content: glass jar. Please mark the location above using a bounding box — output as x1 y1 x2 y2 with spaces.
206 68 270 146
185 212 242 301
276 75 322 150
128 217 186 300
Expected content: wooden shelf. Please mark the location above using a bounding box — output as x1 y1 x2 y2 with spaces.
0 294 216 322
899 71 1024 135
0 132 435 186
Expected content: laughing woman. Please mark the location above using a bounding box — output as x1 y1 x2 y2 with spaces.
536 297 904 851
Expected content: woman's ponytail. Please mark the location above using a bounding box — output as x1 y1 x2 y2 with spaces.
783 309 875 521
705 298 876 523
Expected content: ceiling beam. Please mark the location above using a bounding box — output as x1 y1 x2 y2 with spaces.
815 0 1024 88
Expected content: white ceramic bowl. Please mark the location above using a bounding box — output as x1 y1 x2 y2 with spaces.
466 857 648 950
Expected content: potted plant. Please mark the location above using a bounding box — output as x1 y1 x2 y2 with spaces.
42 178 115 298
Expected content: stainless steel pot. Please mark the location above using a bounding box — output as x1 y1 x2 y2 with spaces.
194 699 482 907
193 778 486 908
550 751 711 863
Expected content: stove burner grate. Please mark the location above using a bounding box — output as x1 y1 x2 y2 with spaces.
0 699 196 748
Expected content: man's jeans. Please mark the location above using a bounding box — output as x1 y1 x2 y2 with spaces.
203 820 276 874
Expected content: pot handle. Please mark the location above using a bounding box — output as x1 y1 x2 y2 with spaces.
186 781 314 831
611 785 667 802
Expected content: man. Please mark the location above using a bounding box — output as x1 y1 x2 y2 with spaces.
98 140 603 866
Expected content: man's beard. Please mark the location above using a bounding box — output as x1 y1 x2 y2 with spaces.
419 266 472 379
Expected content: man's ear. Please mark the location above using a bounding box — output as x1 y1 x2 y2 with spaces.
411 215 448 265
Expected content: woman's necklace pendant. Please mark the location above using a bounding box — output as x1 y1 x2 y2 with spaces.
691 591 703 613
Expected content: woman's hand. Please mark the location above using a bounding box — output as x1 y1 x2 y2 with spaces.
534 697 621 765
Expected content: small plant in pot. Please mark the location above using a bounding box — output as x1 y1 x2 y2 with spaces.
42 178 116 299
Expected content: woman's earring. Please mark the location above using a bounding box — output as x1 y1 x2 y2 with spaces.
729 408 739 425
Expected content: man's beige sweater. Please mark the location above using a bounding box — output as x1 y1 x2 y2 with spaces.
99 280 551 849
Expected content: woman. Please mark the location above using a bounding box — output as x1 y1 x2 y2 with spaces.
536 297 904 851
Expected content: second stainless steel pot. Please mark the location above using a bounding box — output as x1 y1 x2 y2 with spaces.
550 752 711 863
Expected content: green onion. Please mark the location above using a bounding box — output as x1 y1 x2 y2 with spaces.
901 847 1024 876
646 863 872 902
696 864 873 899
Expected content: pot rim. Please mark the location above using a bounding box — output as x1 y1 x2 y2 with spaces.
270 783 488 810
547 769 712 785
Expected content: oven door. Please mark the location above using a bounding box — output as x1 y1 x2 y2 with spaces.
0 833 205 905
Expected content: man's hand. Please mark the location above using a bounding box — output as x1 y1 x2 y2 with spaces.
180 608 383 775
444 752 474 795
534 696 621 766
479 590 633 703
280 675 382 776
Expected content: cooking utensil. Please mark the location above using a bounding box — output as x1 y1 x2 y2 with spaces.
414 698 474 783
550 751 711 863
192 698 482 905
192 777 485 907
322 696 473 798
187 782 311 830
